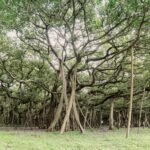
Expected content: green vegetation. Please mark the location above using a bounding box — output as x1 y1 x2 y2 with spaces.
0 0 150 147
0 128 149 150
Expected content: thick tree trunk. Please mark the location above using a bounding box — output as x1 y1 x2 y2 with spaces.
48 63 66 131
60 67 84 134
126 48 134 138
109 101 114 130
48 91 64 131
60 74 76 134
60 69 76 134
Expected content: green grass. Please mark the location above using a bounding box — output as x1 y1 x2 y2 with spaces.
0 128 149 150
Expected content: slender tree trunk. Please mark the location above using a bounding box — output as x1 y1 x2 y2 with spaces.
43 99 46 127
144 112 150 128
71 110 75 130
78 106 91 129
131 112 134 128
100 108 103 127
73 100 84 133
84 109 88 129
126 48 134 138
89 110 92 127
117 111 121 129
109 101 114 130
138 86 146 132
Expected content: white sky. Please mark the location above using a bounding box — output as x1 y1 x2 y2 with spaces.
6 30 17 39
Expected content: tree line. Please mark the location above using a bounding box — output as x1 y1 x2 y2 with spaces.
0 0 150 136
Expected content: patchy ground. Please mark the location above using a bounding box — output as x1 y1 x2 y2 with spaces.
0 128 149 150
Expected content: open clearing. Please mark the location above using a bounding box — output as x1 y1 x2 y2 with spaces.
0 128 149 150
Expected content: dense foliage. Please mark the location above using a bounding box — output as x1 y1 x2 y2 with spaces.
0 0 150 133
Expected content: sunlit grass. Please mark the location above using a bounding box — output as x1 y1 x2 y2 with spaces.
0 128 149 150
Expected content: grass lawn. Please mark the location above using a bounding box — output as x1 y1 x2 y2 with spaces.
0 128 149 150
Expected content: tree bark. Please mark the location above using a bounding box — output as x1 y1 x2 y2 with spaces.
48 91 64 131
117 111 121 129
84 109 88 129
126 48 134 138
60 72 76 134
100 108 103 127
138 86 146 132
144 112 150 128
48 62 66 131
73 100 84 133
109 101 114 130
60 67 84 134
